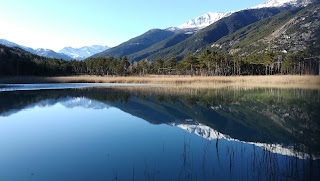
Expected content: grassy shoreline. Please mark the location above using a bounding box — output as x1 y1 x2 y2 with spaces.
0 75 319 89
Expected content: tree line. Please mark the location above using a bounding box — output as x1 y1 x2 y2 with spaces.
1 45 319 76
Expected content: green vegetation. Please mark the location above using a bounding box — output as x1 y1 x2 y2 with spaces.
0 45 73 76
1 44 319 77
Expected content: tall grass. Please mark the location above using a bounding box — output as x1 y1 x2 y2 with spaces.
0 75 319 89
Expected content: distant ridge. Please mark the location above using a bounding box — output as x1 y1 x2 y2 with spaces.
0 39 73 60
59 45 110 60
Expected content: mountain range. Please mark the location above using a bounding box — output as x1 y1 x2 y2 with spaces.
93 0 318 61
0 0 318 62
58 45 110 60
0 39 73 60
176 0 314 30
0 39 109 60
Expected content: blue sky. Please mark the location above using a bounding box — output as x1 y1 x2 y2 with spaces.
0 0 265 51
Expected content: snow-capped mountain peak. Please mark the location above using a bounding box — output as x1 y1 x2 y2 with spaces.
174 0 315 30
253 0 315 9
59 45 110 60
35 48 51 53
177 12 233 30
34 48 73 60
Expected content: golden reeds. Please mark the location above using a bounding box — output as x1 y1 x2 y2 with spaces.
0 75 319 89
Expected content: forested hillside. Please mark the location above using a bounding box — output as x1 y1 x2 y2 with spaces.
0 45 72 76
127 32 194 61
142 8 285 60
1 43 318 76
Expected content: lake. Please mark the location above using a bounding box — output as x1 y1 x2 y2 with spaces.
0 84 319 180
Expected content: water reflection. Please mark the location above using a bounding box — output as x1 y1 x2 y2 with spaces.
0 86 319 180
172 122 318 160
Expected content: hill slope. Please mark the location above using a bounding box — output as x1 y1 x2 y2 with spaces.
0 44 41 75
210 3 320 56
127 31 194 61
92 29 174 58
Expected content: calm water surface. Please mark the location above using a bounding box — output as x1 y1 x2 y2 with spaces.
0 84 319 180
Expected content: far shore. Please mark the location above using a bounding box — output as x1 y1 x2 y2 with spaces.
0 75 320 89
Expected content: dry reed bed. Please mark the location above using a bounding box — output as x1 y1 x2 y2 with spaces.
0 75 319 89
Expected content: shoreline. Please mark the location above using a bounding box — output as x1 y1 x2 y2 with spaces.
0 75 319 89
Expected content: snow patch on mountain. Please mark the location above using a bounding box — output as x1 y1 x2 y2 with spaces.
59 45 110 60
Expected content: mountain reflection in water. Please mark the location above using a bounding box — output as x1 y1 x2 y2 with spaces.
0 86 319 180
